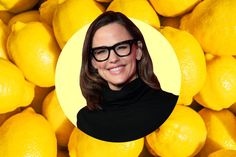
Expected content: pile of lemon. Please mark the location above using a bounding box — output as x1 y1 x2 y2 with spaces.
0 0 236 157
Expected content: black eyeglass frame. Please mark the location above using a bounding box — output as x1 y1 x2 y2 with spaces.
91 39 138 62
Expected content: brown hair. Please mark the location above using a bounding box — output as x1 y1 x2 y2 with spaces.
80 11 160 110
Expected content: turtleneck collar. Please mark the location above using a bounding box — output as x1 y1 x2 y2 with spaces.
101 78 148 108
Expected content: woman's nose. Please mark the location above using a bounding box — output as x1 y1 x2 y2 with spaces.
108 50 119 63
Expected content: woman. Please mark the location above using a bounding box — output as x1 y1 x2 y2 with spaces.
77 11 178 142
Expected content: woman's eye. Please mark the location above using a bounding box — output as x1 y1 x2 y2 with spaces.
94 49 107 55
116 44 129 50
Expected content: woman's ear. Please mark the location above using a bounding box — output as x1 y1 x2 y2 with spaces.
136 41 143 60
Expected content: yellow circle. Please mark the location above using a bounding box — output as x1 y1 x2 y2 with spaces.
55 18 181 126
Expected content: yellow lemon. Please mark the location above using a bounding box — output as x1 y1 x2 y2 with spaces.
0 107 57 157
68 128 144 157
8 10 41 27
160 16 181 28
42 90 74 147
0 11 14 24
39 0 60 26
53 0 104 48
194 56 236 111
149 0 200 17
208 149 236 157
7 21 60 87
145 105 207 157
107 0 160 29
159 26 206 105
0 19 9 60
198 108 236 157
0 58 34 114
0 0 39 13
180 0 236 56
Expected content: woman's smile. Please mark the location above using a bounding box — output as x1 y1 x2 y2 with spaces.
108 65 125 74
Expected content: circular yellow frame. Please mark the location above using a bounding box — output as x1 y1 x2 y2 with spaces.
55 19 181 126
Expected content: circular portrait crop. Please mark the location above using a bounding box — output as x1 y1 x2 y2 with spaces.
55 11 181 142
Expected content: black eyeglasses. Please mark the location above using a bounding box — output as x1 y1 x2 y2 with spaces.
91 39 138 62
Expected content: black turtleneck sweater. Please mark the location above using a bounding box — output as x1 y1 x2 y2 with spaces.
77 78 178 142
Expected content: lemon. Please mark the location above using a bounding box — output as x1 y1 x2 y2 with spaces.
7 21 60 87
159 26 206 105
149 0 200 17
53 0 104 48
8 10 41 27
198 108 236 157
42 90 74 147
180 0 236 56
194 56 236 111
25 86 54 113
0 107 57 157
160 16 181 28
68 128 144 157
107 0 160 29
145 105 207 157
39 0 59 26
0 19 9 60
208 149 236 157
0 11 14 24
0 58 35 114
0 0 39 13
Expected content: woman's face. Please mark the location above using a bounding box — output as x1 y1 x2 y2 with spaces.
91 23 142 90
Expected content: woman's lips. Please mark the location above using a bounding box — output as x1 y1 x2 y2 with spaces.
108 65 125 74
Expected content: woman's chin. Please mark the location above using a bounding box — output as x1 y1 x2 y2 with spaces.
107 80 128 90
